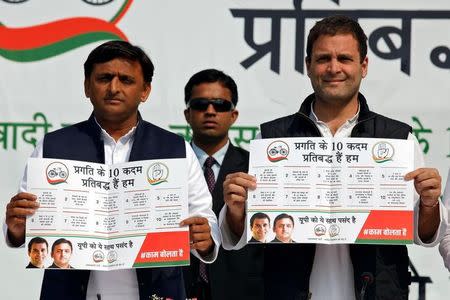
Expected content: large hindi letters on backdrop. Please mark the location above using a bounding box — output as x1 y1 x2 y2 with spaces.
231 0 450 75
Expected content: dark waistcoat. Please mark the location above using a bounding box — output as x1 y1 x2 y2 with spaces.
260 94 412 300
40 114 187 300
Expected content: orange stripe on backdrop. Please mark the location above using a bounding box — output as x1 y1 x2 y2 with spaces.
0 17 128 50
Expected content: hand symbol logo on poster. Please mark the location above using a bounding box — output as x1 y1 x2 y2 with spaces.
372 141 395 163
107 250 118 263
267 140 290 162
147 163 169 186
329 224 340 237
45 162 69 185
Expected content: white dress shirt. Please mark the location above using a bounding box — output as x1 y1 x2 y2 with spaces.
219 104 447 300
191 140 230 181
5 121 220 300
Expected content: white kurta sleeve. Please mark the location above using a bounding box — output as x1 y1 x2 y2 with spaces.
185 142 220 263
218 204 248 250
3 139 43 247
411 134 447 246
438 170 450 270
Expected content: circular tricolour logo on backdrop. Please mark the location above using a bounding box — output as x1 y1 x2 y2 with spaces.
45 162 69 184
147 163 169 185
267 140 289 162
372 141 394 163
107 250 117 263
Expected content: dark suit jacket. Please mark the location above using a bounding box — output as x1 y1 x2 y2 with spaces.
48 263 74 269
248 237 262 243
270 238 295 243
26 262 40 268
184 143 264 300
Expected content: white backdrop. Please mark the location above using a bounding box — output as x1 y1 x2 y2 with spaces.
1 0 449 299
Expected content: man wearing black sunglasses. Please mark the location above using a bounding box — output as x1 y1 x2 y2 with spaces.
184 70 238 152
183 69 264 300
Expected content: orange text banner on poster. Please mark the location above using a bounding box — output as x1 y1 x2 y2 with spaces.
133 231 190 268
356 210 413 244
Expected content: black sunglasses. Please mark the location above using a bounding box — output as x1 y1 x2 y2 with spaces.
187 98 235 112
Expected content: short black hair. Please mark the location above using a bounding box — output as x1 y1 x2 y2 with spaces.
28 237 48 253
274 213 294 227
51 238 73 253
184 69 238 106
306 15 367 63
84 40 154 83
250 212 271 228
